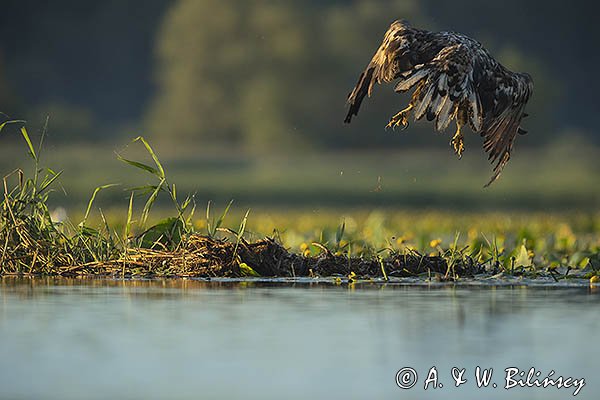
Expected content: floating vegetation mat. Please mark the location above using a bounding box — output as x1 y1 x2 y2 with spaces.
2 233 594 283
1 234 486 279
0 124 598 282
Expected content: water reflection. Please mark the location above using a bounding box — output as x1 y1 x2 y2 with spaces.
0 277 598 399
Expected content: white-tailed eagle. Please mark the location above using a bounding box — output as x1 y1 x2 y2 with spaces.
345 20 533 186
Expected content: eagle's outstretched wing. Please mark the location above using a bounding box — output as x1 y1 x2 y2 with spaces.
345 20 533 186
477 68 533 186
344 20 439 124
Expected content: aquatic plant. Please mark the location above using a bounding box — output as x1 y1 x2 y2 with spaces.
0 120 598 281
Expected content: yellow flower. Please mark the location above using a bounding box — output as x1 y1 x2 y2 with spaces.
429 238 442 248
590 275 600 284
468 228 478 241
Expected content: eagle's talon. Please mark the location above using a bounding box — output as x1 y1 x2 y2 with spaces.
386 105 413 131
386 117 405 130
451 136 464 159
399 118 409 130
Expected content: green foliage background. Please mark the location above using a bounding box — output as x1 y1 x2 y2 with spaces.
145 0 560 151
0 0 598 212
0 0 596 148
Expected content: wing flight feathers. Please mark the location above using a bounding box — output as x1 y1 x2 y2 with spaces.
344 20 533 186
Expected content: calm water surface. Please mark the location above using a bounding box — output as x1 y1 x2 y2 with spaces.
0 277 598 400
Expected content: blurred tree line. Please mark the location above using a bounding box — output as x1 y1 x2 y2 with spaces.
0 0 597 149
0 0 170 141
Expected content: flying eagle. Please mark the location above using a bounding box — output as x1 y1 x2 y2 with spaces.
344 20 533 186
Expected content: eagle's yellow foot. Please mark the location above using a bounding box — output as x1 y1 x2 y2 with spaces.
386 114 408 130
451 129 464 159
385 105 413 130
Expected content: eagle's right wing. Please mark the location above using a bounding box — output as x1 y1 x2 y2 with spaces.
476 64 533 186
344 20 440 123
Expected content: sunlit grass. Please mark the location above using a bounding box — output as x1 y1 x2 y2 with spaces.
0 120 598 280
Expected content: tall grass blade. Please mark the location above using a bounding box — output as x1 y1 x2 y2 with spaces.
216 200 234 233
133 136 165 179
206 201 212 235
37 115 49 158
20 127 37 161
0 119 26 133
81 184 119 226
117 155 160 177
124 192 135 243
140 179 165 227
206 200 234 237
233 210 250 254
39 169 63 194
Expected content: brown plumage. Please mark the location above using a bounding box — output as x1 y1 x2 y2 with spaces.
345 20 533 187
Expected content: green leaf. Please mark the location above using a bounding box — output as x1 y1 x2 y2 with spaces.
140 178 165 227
215 199 234 231
139 217 183 249
78 226 101 237
185 198 197 226
124 192 135 242
20 127 37 161
117 155 160 177
181 195 191 211
514 243 532 268
132 136 165 179
126 185 161 196
206 199 234 237
0 119 25 133
239 262 260 277
579 257 590 268
39 170 63 194
568 252 590 268
81 183 119 226
232 209 250 259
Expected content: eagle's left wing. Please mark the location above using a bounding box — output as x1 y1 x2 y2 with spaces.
344 20 440 123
